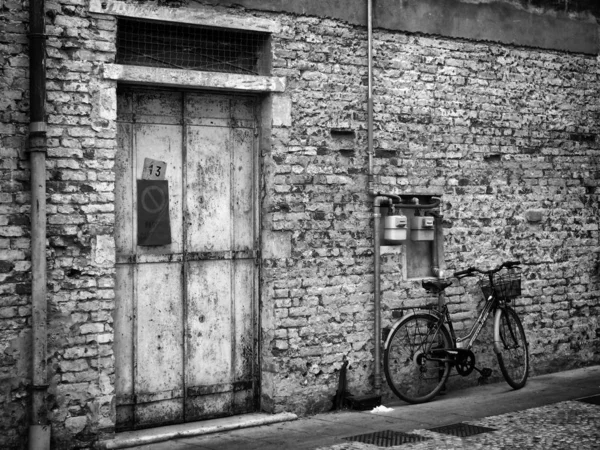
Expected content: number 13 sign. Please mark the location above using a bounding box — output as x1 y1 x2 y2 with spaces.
142 158 167 180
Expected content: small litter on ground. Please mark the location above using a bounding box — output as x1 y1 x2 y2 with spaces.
370 405 394 413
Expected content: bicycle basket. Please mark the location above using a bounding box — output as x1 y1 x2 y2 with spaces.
480 270 521 302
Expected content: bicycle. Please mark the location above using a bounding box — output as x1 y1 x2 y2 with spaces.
383 261 529 404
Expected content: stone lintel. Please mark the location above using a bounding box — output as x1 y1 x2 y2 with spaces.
102 64 286 93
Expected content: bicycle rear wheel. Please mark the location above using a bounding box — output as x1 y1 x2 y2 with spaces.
383 314 452 404
495 306 529 389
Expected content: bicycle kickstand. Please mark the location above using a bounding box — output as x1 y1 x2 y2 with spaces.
474 366 493 385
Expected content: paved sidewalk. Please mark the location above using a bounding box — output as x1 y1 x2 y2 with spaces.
121 365 600 449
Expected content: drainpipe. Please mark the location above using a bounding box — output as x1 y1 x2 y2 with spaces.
366 0 384 396
372 195 388 396
367 0 374 195
28 0 50 447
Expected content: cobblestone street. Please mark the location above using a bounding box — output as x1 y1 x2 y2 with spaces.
316 400 600 449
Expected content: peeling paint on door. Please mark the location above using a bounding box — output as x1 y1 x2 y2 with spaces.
115 89 259 430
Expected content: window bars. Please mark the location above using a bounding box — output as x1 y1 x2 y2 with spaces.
116 18 269 75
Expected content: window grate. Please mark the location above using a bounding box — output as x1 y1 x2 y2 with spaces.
116 18 269 75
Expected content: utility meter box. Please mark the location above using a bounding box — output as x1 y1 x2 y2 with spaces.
384 215 407 243
411 216 435 241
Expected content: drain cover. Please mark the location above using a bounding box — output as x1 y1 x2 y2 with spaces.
578 395 600 405
343 430 430 447
428 422 496 437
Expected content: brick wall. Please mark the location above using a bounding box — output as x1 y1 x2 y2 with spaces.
371 33 600 375
1 0 118 447
262 14 600 412
44 1 117 446
1 1 599 448
1 0 30 446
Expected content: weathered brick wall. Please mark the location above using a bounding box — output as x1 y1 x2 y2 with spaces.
1 0 599 447
260 15 377 414
1 0 31 447
1 0 118 447
263 15 600 412
372 33 600 378
44 2 117 446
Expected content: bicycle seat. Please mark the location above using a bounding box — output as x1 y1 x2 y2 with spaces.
422 279 452 294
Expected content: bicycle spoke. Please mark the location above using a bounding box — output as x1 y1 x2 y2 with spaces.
384 314 451 404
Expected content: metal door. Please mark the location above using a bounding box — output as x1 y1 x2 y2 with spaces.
114 89 259 429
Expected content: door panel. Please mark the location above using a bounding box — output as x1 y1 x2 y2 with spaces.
134 262 184 426
115 88 259 430
134 122 183 254
232 127 256 250
185 260 233 388
185 125 231 252
233 260 256 380
135 91 183 124
115 122 134 254
135 262 184 394
232 259 257 413
114 264 134 428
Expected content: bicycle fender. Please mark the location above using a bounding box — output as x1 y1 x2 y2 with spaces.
492 308 503 354
384 310 446 350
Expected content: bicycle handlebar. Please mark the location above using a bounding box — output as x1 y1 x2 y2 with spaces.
453 260 521 279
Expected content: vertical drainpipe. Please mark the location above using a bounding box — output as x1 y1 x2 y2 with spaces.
372 196 387 397
366 0 383 396
367 0 374 194
28 0 50 447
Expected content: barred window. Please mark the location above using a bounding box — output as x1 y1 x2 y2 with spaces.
116 18 270 75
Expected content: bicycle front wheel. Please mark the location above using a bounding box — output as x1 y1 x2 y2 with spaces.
495 306 529 389
384 314 452 404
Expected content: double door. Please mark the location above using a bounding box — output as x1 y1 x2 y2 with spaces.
114 89 259 429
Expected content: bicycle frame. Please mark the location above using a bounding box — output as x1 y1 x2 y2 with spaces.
446 291 497 350
406 286 500 359
385 267 515 360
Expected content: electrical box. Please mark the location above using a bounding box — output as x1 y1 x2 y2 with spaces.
410 216 435 241
384 215 407 243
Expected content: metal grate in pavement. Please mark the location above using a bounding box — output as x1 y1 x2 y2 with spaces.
343 430 430 447
578 395 600 405
428 422 496 437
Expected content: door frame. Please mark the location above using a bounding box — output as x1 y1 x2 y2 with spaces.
113 85 272 428
91 0 288 430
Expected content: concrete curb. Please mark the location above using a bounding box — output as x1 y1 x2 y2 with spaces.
97 412 298 449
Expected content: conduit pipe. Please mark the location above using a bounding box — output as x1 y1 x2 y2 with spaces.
371 195 388 396
366 0 384 396
28 0 50 447
367 0 374 194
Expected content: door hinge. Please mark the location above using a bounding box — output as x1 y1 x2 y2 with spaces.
254 249 261 266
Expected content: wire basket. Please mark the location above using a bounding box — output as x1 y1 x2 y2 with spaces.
480 270 521 302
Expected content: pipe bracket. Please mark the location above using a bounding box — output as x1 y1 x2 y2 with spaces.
29 122 47 133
